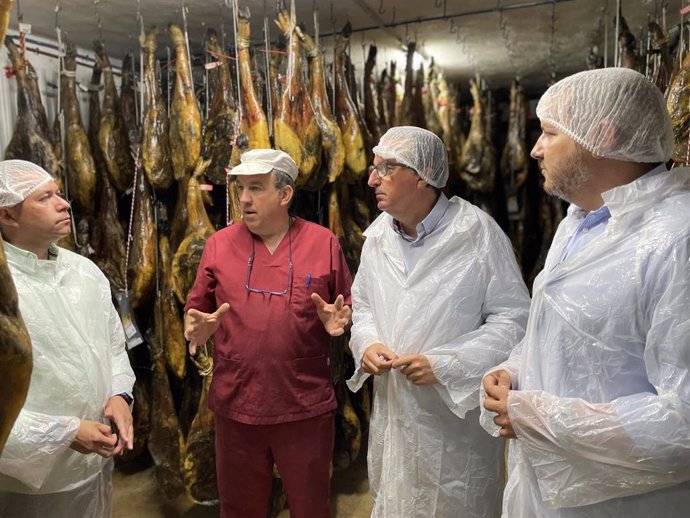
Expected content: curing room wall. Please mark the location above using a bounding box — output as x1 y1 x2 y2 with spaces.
0 30 121 156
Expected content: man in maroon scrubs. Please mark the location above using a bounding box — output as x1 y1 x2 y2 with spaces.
184 149 353 518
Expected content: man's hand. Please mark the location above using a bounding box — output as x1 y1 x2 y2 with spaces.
361 343 398 375
70 420 118 458
482 369 516 439
184 303 230 355
311 293 352 337
105 395 134 455
392 355 438 385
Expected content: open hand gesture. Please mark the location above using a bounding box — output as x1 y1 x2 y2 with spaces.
184 303 230 355
311 293 352 336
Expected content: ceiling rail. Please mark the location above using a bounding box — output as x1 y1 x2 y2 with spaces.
322 0 576 40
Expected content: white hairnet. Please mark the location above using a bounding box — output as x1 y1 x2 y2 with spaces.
373 126 449 188
536 68 673 163
0 160 54 207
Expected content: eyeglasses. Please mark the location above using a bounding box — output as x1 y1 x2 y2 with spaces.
368 161 411 178
244 223 293 296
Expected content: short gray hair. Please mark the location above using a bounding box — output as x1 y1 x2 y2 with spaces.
272 170 295 208
272 170 295 191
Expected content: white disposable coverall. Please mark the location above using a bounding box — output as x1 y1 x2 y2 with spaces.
348 196 530 518
0 243 135 517
481 167 690 517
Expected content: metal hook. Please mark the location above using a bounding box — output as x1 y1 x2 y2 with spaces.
391 6 396 25
450 18 457 34
54 0 61 29
378 0 385 15
329 2 335 24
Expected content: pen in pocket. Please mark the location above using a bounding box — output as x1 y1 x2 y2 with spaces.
305 273 312 289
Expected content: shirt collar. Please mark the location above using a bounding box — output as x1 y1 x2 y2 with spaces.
567 163 670 220
392 193 449 243
601 163 670 217
3 241 62 273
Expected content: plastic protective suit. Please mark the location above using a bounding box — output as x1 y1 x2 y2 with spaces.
0 242 135 517
348 197 530 518
481 166 690 517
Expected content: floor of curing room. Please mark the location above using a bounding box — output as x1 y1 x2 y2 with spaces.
112 446 372 518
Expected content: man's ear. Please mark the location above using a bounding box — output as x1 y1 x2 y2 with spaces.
0 207 18 228
279 185 295 207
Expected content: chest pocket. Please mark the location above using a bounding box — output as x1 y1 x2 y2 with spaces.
291 272 330 319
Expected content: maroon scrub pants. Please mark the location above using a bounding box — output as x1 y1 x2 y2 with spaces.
215 411 335 518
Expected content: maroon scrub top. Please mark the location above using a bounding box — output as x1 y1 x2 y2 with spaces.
185 218 353 425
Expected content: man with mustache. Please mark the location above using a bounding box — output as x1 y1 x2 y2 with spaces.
482 68 690 517
347 126 530 517
0 160 135 517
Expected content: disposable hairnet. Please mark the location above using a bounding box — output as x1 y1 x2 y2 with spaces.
536 68 673 163
373 126 449 188
0 160 54 207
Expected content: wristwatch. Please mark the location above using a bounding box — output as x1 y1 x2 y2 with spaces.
116 392 134 405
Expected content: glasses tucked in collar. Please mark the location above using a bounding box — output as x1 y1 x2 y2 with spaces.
245 224 293 296
368 161 413 178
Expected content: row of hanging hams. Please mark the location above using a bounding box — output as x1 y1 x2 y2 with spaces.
2 3 380 510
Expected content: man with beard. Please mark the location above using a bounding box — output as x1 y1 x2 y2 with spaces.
482 68 690 518
347 126 530 517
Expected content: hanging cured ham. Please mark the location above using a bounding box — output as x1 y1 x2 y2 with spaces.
142 28 174 189
0 234 32 456
84 58 126 290
149 299 185 498
95 40 134 192
459 78 496 193
376 68 389 132
334 25 367 183
617 14 637 70
4 39 60 177
236 8 270 150
172 159 215 305
297 26 346 184
202 28 238 185
273 4 322 187
60 41 97 215
385 61 398 128
363 45 383 146
268 34 286 128
667 52 690 165
0 0 13 44
183 347 217 503
87 62 102 158
412 63 427 128
436 73 456 160
400 42 416 126
127 156 156 309
500 80 529 261
423 64 443 138
647 22 672 94
169 23 202 180
157 207 187 380
92 167 127 292
120 53 139 144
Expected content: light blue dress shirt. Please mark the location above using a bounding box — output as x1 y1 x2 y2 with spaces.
391 193 460 274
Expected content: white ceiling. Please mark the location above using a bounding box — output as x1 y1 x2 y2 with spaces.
5 0 684 92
